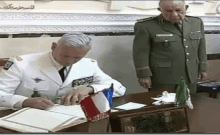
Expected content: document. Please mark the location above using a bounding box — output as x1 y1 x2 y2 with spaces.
114 102 147 110
111 109 119 112
0 104 87 133
0 107 9 110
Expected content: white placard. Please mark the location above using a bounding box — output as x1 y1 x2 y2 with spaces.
114 102 147 110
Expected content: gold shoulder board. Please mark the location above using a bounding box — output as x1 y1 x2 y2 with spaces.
137 17 154 23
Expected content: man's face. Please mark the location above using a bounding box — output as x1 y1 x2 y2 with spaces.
160 1 186 23
51 42 91 66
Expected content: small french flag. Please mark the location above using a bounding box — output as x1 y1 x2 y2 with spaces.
81 84 114 122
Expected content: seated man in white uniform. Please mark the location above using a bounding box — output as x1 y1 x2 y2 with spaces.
0 33 126 110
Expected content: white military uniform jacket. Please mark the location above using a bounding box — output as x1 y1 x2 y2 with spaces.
0 51 126 109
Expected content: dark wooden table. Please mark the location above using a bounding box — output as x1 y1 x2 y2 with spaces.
113 90 220 133
1 89 220 133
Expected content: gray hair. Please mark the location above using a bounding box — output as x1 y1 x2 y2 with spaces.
159 0 185 6
58 33 92 47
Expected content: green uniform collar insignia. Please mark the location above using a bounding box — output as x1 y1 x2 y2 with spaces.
136 16 155 23
158 14 166 25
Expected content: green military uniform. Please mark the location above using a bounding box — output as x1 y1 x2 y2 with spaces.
133 14 208 93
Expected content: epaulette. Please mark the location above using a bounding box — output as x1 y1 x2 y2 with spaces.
12 56 23 61
185 15 201 20
137 17 155 23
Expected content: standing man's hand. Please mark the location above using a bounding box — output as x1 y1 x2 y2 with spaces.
198 71 208 81
22 97 54 110
61 85 94 106
138 77 151 89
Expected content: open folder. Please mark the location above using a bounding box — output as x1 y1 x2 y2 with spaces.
0 104 87 133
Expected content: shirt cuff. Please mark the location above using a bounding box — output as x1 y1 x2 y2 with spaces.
13 97 28 110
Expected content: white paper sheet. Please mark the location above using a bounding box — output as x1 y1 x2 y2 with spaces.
151 92 176 103
4 108 74 131
114 102 146 110
46 104 86 118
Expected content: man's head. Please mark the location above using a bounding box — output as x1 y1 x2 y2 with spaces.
159 0 188 23
51 33 92 66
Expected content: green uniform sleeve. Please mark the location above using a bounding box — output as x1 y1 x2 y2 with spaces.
133 22 152 78
198 19 209 72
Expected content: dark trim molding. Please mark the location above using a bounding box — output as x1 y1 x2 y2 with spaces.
2 32 135 38
207 53 220 60
205 31 220 34
0 53 219 61
0 30 220 38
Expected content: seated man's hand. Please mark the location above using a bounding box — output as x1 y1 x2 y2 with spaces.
138 77 151 89
61 85 94 106
22 97 54 110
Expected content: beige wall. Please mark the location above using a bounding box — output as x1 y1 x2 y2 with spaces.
0 37 55 58
205 34 220 54
0 34 218 58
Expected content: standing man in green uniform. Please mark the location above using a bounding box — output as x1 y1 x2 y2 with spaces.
133 0 208 94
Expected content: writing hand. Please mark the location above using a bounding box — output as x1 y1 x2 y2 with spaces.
22 97 54 110
60 85 94 106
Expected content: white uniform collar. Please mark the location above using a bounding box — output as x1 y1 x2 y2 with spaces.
49 51 70 71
